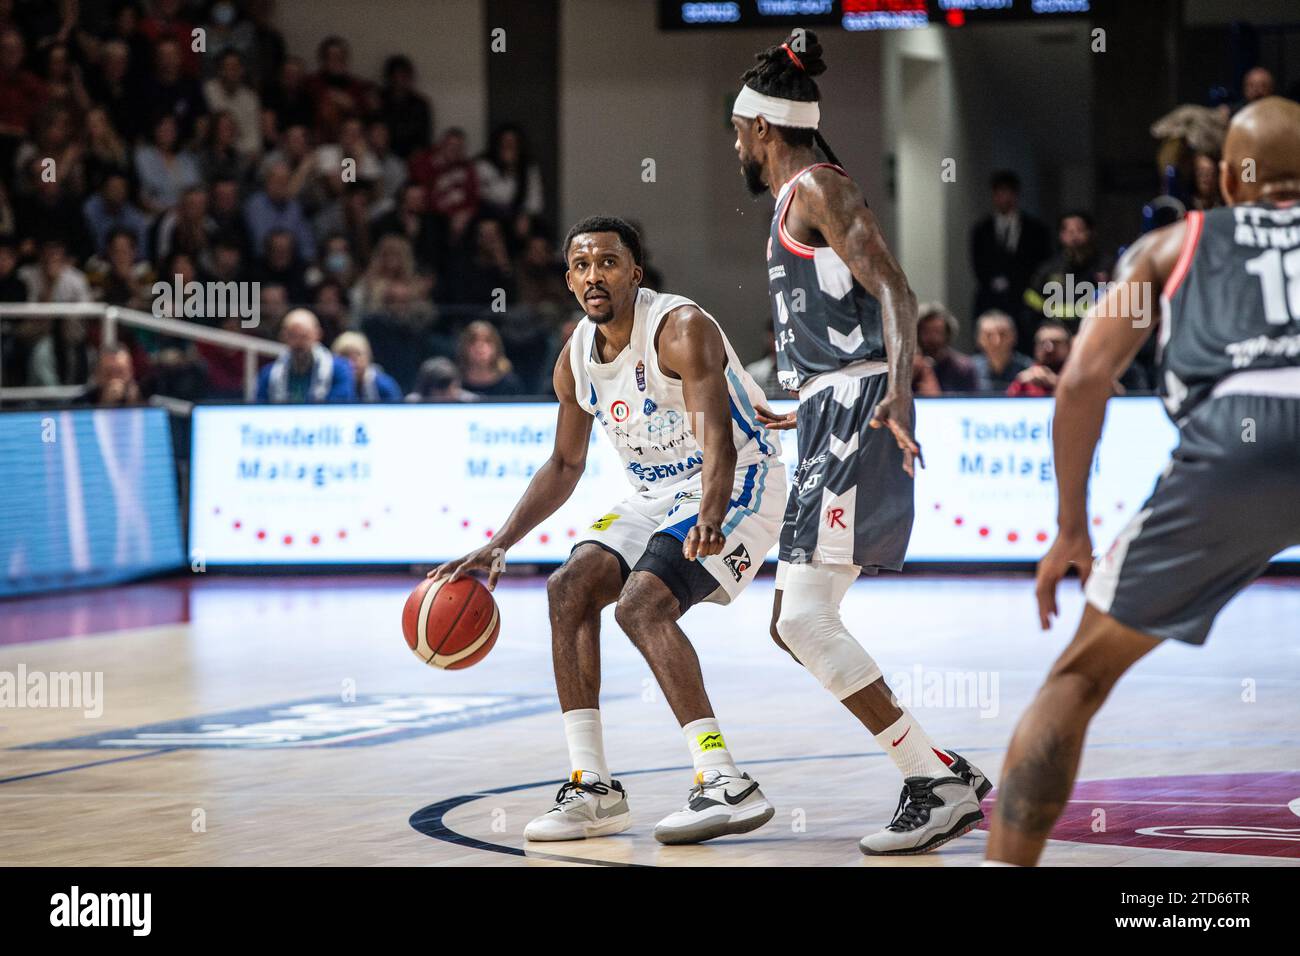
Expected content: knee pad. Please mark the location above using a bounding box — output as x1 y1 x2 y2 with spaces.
776 563 881 700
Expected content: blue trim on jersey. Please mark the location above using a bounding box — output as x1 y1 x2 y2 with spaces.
660 512 699 542
723 462 768 537
725 368 772 456
588 382 597 406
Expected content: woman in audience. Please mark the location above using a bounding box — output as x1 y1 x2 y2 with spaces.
456 319 525 397
474 124 544 244
134 113 202 215
332 330 402 402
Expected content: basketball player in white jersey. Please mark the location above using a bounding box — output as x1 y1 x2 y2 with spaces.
433 216 787 845
730 32 990 854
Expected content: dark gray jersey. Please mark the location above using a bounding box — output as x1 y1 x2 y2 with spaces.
766 162 885 390
1161 202 1300 420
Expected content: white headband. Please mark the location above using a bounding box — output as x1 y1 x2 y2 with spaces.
732 85 820 130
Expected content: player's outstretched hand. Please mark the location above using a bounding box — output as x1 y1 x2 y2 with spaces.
868 392 924 477
754 404 797 430
1034 531 1095 630
683 521 726 560
430 544 508 591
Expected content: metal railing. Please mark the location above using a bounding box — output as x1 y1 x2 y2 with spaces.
0 302 285 405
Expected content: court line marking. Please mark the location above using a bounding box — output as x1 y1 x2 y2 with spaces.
413 753 1300 867
0 748 176 786
409 750 961 866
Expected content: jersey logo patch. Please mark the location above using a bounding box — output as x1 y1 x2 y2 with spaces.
643 398 657 414
589 513 621 531
722 543 751 581
635 360 646 391
611 400 630 422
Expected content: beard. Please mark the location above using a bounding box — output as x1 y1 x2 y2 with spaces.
741 157 767 196
582 297 616 324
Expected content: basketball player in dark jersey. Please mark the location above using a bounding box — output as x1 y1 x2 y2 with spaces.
731 31 990 855
987 96 1300 865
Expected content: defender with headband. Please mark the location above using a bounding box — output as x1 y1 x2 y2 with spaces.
731 31 992 856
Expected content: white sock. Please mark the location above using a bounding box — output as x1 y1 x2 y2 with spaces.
682 717 740 777
982 860 1022 867
562 708 610 782
874 709 954 778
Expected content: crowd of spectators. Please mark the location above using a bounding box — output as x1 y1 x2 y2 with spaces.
0 0 582 406
0 4 1290 407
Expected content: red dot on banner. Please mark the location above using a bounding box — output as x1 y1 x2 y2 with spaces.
946 8 965 26
1036 531 1049 543
539 533 550 543
1092 516 1103 526
232 520 241 530
461 519 470 528
283 534 293 545
485 529 494 539
567 528 577 538
954 516 964 526
311 534 320 545
1007 531 1019 543
338 530 347 539
256 530 266 540
978 526 990 538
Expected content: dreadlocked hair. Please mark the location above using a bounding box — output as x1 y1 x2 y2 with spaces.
739 30 841 165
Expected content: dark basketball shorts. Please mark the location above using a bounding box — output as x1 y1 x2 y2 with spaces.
778 365 915 571
1086 392 1300 645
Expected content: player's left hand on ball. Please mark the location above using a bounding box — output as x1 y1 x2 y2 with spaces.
1034 531 1095 631
869 393 924 477
683 521 725 559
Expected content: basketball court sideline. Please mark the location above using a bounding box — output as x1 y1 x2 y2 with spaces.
2 574 1296 867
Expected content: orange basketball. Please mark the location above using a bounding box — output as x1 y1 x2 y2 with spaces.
402 576 500 669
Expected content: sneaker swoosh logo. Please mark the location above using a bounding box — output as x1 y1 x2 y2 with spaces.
593 801 624 819
891 727 911 748
724 782 760 805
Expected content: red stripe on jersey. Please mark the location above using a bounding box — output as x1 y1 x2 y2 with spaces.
1163 210 1205 300
777 163 850 259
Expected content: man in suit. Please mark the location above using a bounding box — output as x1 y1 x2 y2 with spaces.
970 171 1051 351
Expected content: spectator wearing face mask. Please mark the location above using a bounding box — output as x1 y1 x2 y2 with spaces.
1006 319 1072 398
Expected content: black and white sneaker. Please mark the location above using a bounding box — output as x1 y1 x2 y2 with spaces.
859 776 984 856
944 750 993 800
523 771 631 841
653 770 775 845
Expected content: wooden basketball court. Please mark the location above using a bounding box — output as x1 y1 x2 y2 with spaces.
2 573 1297 867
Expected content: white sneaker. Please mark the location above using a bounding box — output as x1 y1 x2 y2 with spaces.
653 770 775 845
859 775 984 856
523 771 632 842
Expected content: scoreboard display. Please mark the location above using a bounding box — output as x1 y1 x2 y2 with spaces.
659 0 1096 30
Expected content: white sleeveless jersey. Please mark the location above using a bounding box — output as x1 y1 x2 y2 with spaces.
568 287 781 494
